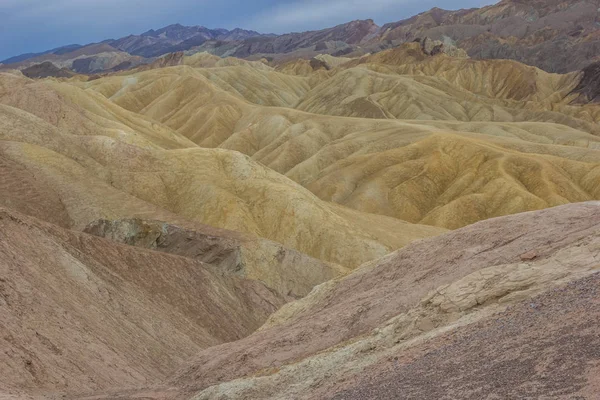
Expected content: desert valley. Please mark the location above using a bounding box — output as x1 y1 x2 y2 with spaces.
1 0 600 398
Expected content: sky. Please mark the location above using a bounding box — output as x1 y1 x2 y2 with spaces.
0 0 496 61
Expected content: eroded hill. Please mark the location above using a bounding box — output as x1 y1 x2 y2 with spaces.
78 43 600 231
0 208 284 395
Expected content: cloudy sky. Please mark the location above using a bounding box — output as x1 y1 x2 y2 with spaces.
0 0 495 61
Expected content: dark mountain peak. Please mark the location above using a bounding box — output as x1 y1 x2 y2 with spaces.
21 61 75 78
334 19 380 43
98 23 270 58
141 29 157 37
228 27 261 36
342 19 378 28
348 18 375 24
570 61 600 103
158 23 186 31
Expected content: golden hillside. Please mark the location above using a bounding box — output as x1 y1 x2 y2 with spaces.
2 43 599 244
0 70 444 271
77 45 600 231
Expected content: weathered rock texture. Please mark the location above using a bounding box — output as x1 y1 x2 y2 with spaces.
21 62 75 79
71 203 600 400
170 203 600 399
84 218 346 299
374 0 600 73
572 61 600 103
0 208 284 396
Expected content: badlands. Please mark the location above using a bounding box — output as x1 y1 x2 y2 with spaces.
1 1 600 399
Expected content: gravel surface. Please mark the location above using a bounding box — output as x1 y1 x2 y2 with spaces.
330 273 600 399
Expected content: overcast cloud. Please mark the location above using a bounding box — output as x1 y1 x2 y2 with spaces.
0 0 495 61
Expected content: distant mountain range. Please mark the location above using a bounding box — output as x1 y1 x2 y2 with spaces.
103 24 269 58
3 0 600 74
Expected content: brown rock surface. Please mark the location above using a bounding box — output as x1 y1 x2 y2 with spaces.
84 218 347 299
572 61 600 103
20 62 75 79
375 0 600 73
72 202 600 400
327 272 600 399
168 202 600 398
0 208 284 396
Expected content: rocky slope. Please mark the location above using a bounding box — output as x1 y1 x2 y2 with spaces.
572 61 600 103
224 19 379 60
84 218 346 299
374 0 600 73
1 44 146 74
327 272 600 399
20 62 76 79
0 208 284 396
74 202 600 399
1 44 83 65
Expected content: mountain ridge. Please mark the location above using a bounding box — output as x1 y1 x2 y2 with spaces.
4 0 599 74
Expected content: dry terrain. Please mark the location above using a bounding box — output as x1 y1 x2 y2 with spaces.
0 15 599 399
